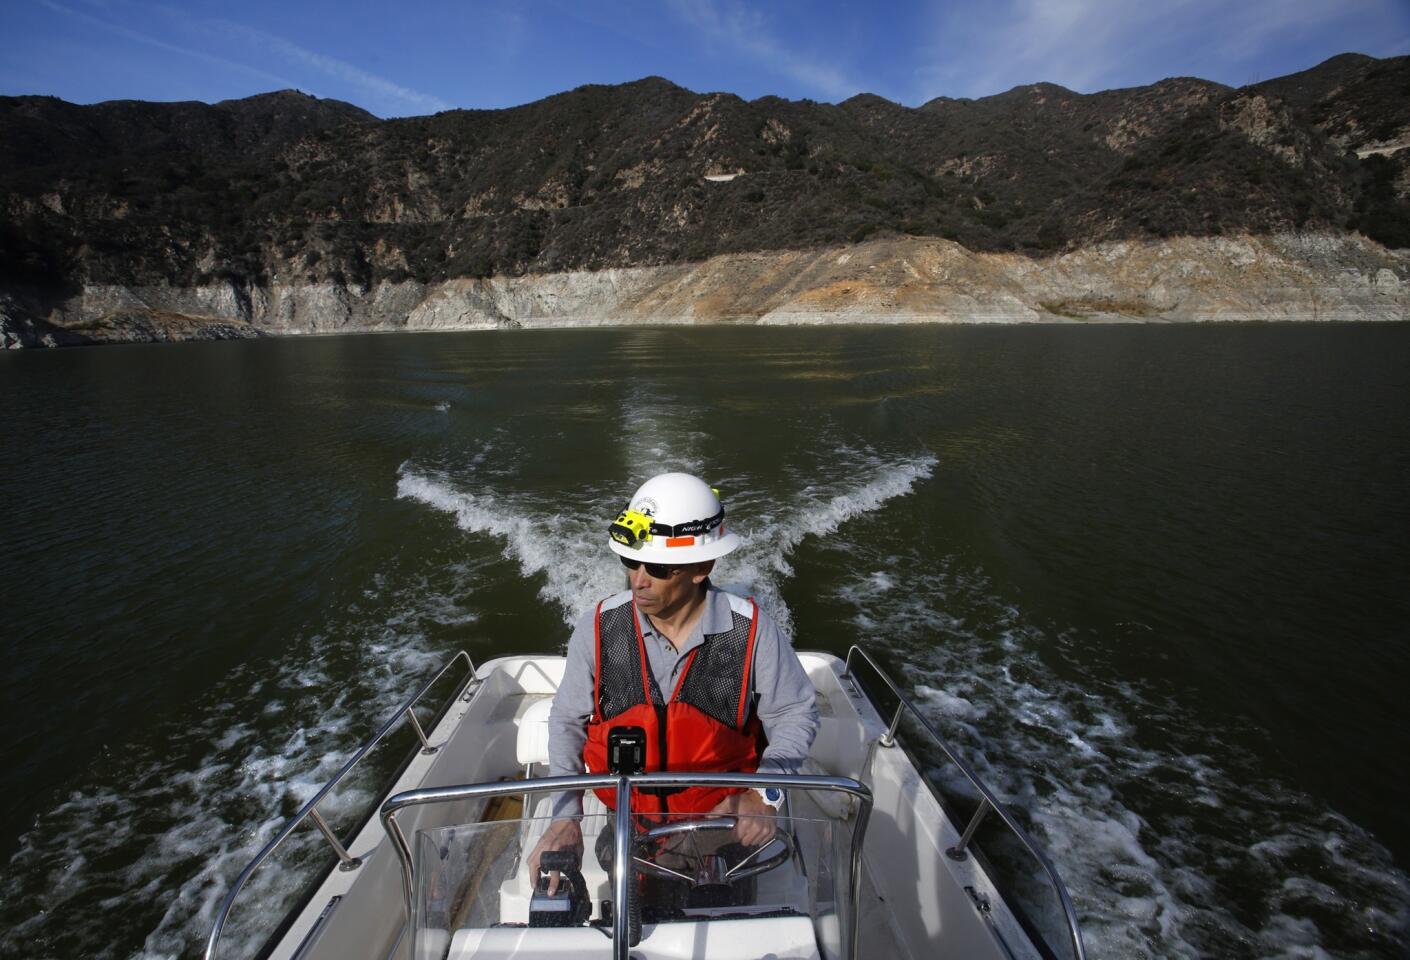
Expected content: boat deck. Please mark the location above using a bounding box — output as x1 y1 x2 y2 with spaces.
215 652 1074 960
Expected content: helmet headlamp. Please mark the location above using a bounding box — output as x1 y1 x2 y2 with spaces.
608 508 654 548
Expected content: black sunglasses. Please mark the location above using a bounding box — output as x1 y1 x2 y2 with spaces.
619 556 681 579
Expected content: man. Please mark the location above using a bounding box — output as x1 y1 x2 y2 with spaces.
528 472 819 890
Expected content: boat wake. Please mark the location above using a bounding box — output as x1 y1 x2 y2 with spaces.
7 406 1406 960
0 565 478 960
397 434 1410 957
831 555 1410 959
394 447 938 640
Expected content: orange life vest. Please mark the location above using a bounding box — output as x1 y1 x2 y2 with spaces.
582 595 764 819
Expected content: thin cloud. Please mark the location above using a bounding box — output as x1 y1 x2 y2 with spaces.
666 0 865 101
37 0 299 93
495 6 528 64
938 0 1205 97
204 18 452 116
1208 0 1389 65
915 0 1408 101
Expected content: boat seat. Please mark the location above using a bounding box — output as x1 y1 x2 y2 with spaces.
516 697 554 768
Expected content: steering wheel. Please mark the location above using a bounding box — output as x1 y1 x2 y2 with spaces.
631 816 794 886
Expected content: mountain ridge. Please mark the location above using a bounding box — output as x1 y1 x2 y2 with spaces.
2 53 1408 345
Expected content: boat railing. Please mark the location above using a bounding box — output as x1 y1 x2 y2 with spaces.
842 644 1087 960
204 649 480 960
381 771 874 960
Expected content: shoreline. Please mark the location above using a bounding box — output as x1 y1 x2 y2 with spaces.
8 316 1410 358
3 233 1407 348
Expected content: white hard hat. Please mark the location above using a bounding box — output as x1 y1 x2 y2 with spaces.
607 472 742 564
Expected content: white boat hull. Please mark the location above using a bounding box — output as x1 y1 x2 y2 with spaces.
233 653 1064 960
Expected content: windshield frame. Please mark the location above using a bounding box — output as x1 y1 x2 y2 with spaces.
381 771 873 960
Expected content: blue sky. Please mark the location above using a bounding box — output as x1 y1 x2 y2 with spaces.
3 0 1408 117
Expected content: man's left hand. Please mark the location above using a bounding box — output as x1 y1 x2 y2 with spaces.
708 790 777 846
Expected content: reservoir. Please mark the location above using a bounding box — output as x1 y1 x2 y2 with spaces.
1 323 1407 959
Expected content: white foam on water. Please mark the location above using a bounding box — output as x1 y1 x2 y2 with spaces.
21 384 1403 960
718 453 937 638
0 566 477 960
396 448 937 641
397 397 939 636
396 466 624 624
611 386 941 631
828 554 1410 959
405 386 937 638
617 383 709 482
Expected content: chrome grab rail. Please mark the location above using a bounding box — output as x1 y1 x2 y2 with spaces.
380 771 873 960
204 650 480 960
843 644 1087 960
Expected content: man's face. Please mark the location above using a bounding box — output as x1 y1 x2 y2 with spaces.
627 560 712 616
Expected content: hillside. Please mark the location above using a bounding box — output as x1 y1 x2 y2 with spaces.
1 55 1408 344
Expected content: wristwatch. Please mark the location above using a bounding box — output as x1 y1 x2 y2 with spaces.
754 786 785 810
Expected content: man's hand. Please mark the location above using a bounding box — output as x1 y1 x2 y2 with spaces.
526 819 583 896
708 790 776 846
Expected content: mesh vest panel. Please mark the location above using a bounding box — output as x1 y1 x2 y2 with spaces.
597 602 663 721
676 610 753 729
596 603 753 726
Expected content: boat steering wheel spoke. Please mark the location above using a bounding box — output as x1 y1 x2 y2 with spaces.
632 816 794 885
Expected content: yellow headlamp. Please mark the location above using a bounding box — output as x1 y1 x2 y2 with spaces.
608 508 654 548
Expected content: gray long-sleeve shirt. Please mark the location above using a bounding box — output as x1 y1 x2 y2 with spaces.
547 585 819 820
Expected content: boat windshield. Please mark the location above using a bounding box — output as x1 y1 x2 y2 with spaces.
409 810 857 960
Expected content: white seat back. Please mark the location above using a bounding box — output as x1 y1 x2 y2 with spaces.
516 697 555 766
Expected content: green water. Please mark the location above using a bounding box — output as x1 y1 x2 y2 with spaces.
1 324 1408 959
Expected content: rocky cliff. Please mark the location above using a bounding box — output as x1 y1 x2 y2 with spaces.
4 233 1403 348
2 54 1408 346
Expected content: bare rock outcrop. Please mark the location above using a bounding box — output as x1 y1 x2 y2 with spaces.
6 233 1404 347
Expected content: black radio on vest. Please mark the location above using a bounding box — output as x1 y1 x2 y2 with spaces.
607 726 647 775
